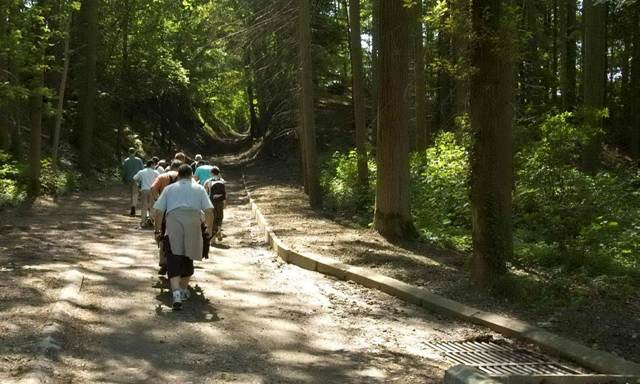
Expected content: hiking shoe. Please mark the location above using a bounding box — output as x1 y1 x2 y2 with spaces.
180 288 191 301
130 207 136 216
172 290 182 311
158 265 167 275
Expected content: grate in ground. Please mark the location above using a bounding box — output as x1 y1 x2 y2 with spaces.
426 341 583 376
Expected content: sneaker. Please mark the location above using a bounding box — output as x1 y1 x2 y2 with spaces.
180 288 191 301
130 207 136 217
172 290 182 311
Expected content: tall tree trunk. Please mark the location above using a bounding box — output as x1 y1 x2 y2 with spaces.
373 0 413 238
631 3 640 160
117 4 130 161
298 0 321 208
551 0 559 105
348 0 368 188
414 0 427 151
52 13 72 165
470 0 515 286
370 0 380 147
435 22 453 131
452 0 470 118
28 64 45 196
522 0 544 112
0 2 9 151
247 82 259 138
78 0 98 173
582 0 606 172
559 0 577 110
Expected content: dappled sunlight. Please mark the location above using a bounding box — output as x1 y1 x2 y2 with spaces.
1 175 491 382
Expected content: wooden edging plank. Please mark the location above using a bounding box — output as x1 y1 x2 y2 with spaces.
240 169 640 376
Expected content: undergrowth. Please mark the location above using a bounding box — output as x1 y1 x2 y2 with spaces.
320 113 640 305
0 150 81 209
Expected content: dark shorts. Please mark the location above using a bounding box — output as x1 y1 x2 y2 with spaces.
162 236 194 278
166 253 194 278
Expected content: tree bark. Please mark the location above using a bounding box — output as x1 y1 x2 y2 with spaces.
559 0 577 111
348 0 368 188
631 3 640 160
370 0 380 147
298 0 321 208
28 62 45 196
582 0 606 172
373 0 413 239
470 0 515 286
550 0 559 105
435 20 453 132
0 1 9 151
117 4 130 161
452 0 470 118
52 13 72 165
78 0 98 173
414 0 427 151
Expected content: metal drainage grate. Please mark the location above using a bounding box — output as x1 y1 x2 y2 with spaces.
425 341 582 376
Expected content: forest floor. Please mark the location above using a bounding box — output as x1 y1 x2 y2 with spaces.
243 157 640 365
0 168 519 383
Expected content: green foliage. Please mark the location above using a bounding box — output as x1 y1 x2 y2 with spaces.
320 150 376 218
0 151 26 208
515 113 640 279
0 151 79 209
411 132 471 250
320 113 640 290
38 159 79 196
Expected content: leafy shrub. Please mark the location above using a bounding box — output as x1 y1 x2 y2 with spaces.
0 151 26 208
39 158 79 196
0 151 79 209
411 132 471 249
319 113 640 282
320 149 376 216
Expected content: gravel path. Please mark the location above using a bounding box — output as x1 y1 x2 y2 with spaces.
1 171 503 383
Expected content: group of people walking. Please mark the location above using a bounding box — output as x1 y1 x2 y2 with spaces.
122 149 227 311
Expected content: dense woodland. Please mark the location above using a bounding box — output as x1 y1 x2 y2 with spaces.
1 0 639 289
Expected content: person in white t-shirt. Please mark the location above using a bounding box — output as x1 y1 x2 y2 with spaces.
153 164 214 311
133 160 160 227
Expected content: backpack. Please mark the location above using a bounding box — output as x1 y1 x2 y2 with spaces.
208 179 226 203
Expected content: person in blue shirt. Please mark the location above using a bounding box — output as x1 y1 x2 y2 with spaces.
122 147 144 216
194 161 214 186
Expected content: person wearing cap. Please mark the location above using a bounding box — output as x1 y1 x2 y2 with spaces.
122 147 144 216
191 154 203 173
174 152 187 163
153 164 214 311
155 159 167 173
204 166 226 242
133 160 160 227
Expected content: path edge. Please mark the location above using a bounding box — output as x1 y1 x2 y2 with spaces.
240 169 640 376
20 269 84 384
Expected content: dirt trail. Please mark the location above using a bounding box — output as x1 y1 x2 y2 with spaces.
0 168 502 383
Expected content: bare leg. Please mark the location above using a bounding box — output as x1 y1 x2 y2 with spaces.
179 276 190 290
130 181 139 209
169 276 181 291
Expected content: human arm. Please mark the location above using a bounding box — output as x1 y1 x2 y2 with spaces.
153 209 164 238
204 208 214 237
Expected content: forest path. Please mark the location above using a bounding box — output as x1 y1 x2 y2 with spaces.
0 168 498 384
